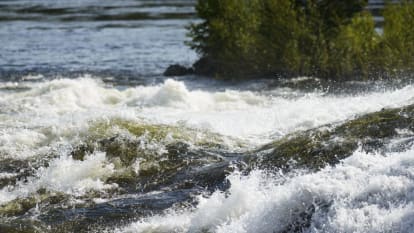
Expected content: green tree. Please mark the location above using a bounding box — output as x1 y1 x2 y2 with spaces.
382 0 414 71
329 12 378 79
187 0 414 80
187 0 262 77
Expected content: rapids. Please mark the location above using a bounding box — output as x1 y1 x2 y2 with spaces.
117 147 414 233
1 76 414 232
1 0 414 232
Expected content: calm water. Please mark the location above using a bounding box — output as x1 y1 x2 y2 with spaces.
0 0 197 82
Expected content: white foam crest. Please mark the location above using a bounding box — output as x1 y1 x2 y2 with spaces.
131 82 414 143
117 147 414 233
1 77 414 158
0 128 48 158
3 77 124 115
126 79 266 110
0 77 135 158
0 152 116 204
0 172 18 180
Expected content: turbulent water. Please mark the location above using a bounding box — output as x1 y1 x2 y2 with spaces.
1 77 414 232
1 1 414 233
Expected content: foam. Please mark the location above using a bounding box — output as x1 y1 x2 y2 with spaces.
117 147 414 233
1 77 414 154
1 77 414 210
0 152 116 204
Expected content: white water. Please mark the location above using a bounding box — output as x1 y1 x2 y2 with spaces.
116 147 414 233
1 77 414 158
1 77 414 231
0 152 116 204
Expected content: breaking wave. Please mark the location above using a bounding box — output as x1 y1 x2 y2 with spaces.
117 146 414 233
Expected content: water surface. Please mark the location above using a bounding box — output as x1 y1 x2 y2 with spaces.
1 1 414 233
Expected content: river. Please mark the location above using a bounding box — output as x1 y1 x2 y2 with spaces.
1 1 414 233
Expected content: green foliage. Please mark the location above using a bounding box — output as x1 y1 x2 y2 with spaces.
188 0 262 77
188 0 414 80
381 0 414 71
328 12 379 78
256 0 305 75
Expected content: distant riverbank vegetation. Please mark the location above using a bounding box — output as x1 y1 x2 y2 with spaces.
186 0 414 80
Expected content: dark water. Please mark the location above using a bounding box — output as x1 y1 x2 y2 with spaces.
0 0 197 82
1 1 414 233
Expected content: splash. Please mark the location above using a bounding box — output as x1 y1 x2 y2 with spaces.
2 77 414 159
0 152 116 205
117 147 414 233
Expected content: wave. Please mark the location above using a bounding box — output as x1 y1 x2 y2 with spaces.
1 77 414 160
116 146 414 233
1 76 414 231
0 152 116 205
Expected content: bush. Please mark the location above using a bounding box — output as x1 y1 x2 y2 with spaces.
381 0 414 71
328 12 378 79
187 0 414 80
187 0 262 77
